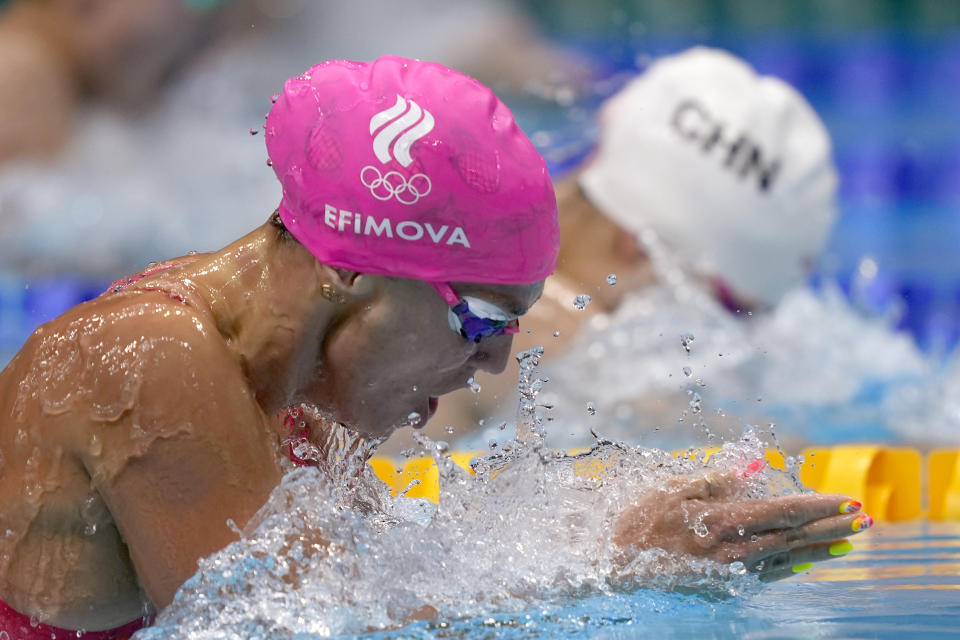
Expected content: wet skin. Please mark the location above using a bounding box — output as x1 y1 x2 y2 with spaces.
0 221 536 630
0 220 867 631
612 472 867 583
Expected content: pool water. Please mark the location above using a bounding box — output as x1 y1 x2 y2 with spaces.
348 521 960 640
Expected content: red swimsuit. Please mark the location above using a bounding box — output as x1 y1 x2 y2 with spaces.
0 599 145 640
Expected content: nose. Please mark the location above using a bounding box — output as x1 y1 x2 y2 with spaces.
470 332 514 375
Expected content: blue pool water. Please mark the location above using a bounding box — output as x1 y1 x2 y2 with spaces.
345 522 960 640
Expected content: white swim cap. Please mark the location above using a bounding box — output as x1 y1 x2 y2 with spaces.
579 46 838 307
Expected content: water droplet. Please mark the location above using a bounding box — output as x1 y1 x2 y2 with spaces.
689 393 702 414
680 332 695 353
30 615 40 627
444 425 455 434
266 158 273 167
606 273 618 285
586 402 596 416
435 440 449 455
573 294 592 310
270 93 280 103
80 493 104 536
226 518 243 536
411 385 419 392
553 330 561 337
467 377 481 393
249 127 259 135
406 412 421 425
682 366 692 377
88 434 102 457
488 439 498 450
737 525 745 537
497 421 507 431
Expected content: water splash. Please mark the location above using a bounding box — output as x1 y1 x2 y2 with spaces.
140 352 801 638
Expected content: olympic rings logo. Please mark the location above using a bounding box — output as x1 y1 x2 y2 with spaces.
360 166 431 205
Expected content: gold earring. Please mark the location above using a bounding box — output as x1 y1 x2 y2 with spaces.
321 283 346 304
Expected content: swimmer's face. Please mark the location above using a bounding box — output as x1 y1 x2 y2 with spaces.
308 278 543 438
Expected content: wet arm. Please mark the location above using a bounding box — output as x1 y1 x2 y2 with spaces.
83 311 284 608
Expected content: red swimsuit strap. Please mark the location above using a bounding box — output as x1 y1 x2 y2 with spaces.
0 598 146 640
107 261 191 304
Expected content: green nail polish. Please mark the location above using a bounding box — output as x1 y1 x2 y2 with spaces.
829 541 853 556
792 563 814 573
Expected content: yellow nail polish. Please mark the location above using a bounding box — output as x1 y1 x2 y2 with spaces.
851 514 874 532
839 500 862 514
792 563 814 573
829 541 853 556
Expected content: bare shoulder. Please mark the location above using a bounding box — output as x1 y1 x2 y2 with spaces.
72 292 275 473
41 295 285 607
6 291 274 477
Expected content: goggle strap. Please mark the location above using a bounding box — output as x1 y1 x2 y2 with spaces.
429 281 461 306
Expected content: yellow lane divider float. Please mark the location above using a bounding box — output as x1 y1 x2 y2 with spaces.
929 449 960 520
368 446 960 521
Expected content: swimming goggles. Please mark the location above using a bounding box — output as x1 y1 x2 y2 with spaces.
430 283 520 343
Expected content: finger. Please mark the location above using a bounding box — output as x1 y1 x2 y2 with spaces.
683 471 742 501
743 539 855 575
713 494 862 535
760 566 809 583
746 513 873 558
758 540 854 583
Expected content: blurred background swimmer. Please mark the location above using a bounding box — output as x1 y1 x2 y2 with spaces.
0 0 232 165
412 46 930 455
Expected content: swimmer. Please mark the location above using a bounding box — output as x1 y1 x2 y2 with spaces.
0 0 219 164
0 56 868 637
418 46 839 449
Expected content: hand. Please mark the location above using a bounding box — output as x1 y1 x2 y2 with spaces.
612 470 871 582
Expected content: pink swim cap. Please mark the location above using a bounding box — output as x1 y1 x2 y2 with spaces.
265 56 559 285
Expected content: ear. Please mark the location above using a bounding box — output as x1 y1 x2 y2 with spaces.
313 262 376 299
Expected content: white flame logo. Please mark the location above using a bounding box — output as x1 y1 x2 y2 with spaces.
368 94 435 167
